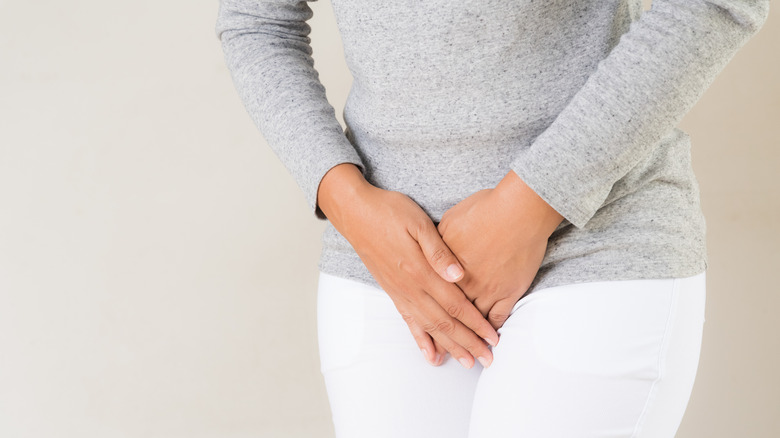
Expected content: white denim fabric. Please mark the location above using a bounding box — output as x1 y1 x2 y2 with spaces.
317 270 706 438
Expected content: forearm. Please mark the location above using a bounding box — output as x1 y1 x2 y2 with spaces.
317 163 372 229
494 170 564 239
215 1 366 221
507 0 770 229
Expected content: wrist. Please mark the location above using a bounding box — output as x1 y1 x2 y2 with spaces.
317 163 372 225
495 170 564 238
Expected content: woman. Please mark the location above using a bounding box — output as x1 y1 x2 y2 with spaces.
215 0 769 436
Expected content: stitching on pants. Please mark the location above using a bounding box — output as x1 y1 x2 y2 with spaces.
629 277 681 437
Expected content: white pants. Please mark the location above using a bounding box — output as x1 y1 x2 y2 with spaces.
317 270 707 438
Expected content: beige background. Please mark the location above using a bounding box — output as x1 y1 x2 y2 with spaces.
0 1 777 436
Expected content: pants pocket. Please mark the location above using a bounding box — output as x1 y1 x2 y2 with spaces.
317 272 367 374
526 279 677 379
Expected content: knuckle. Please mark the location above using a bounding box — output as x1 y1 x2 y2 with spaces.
445 303 464 320
489 312 510 324
430 247 449 265
409 216 430 239
421 320 437 333
434 319 455 335
396 258 416 276
401 313 416 325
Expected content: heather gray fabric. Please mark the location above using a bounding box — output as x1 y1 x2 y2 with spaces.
215 0 769 295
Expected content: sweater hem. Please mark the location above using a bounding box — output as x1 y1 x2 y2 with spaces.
316 245 707 297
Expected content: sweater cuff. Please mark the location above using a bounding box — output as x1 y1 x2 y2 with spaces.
509 142 604 230
310 152 367 221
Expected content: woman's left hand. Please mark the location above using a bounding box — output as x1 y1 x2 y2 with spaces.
436 171 564 331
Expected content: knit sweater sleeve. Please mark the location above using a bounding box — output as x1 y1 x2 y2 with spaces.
215 0 367 220
508 0 770 229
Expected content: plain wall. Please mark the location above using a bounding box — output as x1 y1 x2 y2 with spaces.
0 1 777 436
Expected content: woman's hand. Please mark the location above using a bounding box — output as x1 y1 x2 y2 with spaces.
437 170 564 331
317 164 499 369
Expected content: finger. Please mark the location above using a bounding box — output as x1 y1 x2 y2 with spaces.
409 219 464 283
471 295 492 320
400 236 498 347
422 269 499 348
399 295 474 368
487 297 518 331
400 312 440 366
423 320 476 369
416 292 494 369
432 337 447 366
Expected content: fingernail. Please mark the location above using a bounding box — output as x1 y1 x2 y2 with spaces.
485 337 497 347
446 264 463 281
422 348 433 365
477 356 491 368
458 357 472 369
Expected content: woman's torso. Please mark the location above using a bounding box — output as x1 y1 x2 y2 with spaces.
318 0 707 294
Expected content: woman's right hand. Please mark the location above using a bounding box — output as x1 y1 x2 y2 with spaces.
317 163 498 369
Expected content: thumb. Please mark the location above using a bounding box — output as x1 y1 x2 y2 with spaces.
487 297 517 331
412 220 464 283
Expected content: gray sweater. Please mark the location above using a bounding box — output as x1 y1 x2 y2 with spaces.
215 0 769 295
